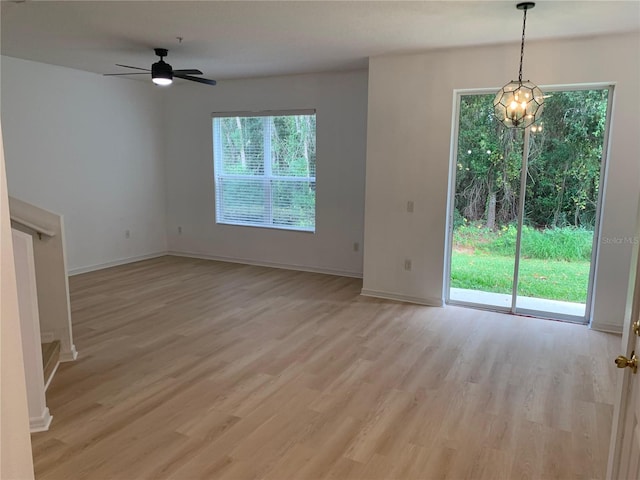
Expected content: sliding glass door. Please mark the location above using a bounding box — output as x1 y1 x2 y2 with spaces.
448 94 522 309
447 86 612 323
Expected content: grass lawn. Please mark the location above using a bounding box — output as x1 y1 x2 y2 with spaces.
451 252 590 303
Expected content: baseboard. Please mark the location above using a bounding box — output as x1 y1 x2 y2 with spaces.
69 250 363 279
360 289 443 307
60 344 78 362
167 251 363 279
68 252 167 276
590 322 623 334
30 408 53 433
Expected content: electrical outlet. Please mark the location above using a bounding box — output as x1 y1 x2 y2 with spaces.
353 242 359 252
407 201 414 213
404 259 412 271
178 226 182 235
125 229 130 239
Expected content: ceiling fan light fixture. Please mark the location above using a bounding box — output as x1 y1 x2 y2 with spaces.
152 76 173 86
151 59 173 86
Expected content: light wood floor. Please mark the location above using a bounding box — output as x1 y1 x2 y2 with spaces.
32 256 621 479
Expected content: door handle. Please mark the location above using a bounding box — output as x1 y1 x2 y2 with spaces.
615 351 638 374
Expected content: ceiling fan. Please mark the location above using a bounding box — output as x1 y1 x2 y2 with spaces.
104 48 216 86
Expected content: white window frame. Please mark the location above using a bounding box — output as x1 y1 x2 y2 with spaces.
212 109 316 232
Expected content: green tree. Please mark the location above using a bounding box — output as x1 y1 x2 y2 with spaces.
454 89 608 230
525 90 607 228
456 95 523 229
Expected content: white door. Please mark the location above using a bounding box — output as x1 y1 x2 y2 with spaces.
607 202 640 479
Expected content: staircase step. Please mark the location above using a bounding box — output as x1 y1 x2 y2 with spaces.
41 340 60 389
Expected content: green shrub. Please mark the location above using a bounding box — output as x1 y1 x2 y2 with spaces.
453 209 466 229
520 226 593 261
452 223 494 249
453 224 593 261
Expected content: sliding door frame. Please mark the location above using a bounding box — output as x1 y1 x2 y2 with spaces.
445 83 615 325
444 87 513 315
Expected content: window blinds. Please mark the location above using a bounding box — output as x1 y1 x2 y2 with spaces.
213 112 316 231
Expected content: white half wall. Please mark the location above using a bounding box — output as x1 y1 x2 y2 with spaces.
12 228 52 433
165 71 368 276
364 33 640 331
0 56 167 273
0 124 34 480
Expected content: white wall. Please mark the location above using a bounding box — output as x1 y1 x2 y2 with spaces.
0 56 167 273
165 70 368 276
363 33 640 331
0 124 34 480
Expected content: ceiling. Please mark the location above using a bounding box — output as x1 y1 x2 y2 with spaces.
2 1 639 82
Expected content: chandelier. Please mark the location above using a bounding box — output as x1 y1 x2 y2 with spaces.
493 2 544 129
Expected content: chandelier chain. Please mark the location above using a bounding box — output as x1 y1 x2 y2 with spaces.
518 7 528 83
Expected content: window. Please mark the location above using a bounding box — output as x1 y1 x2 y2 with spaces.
213 111 316 232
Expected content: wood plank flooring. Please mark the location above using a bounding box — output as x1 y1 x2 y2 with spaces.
32 256 621 479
